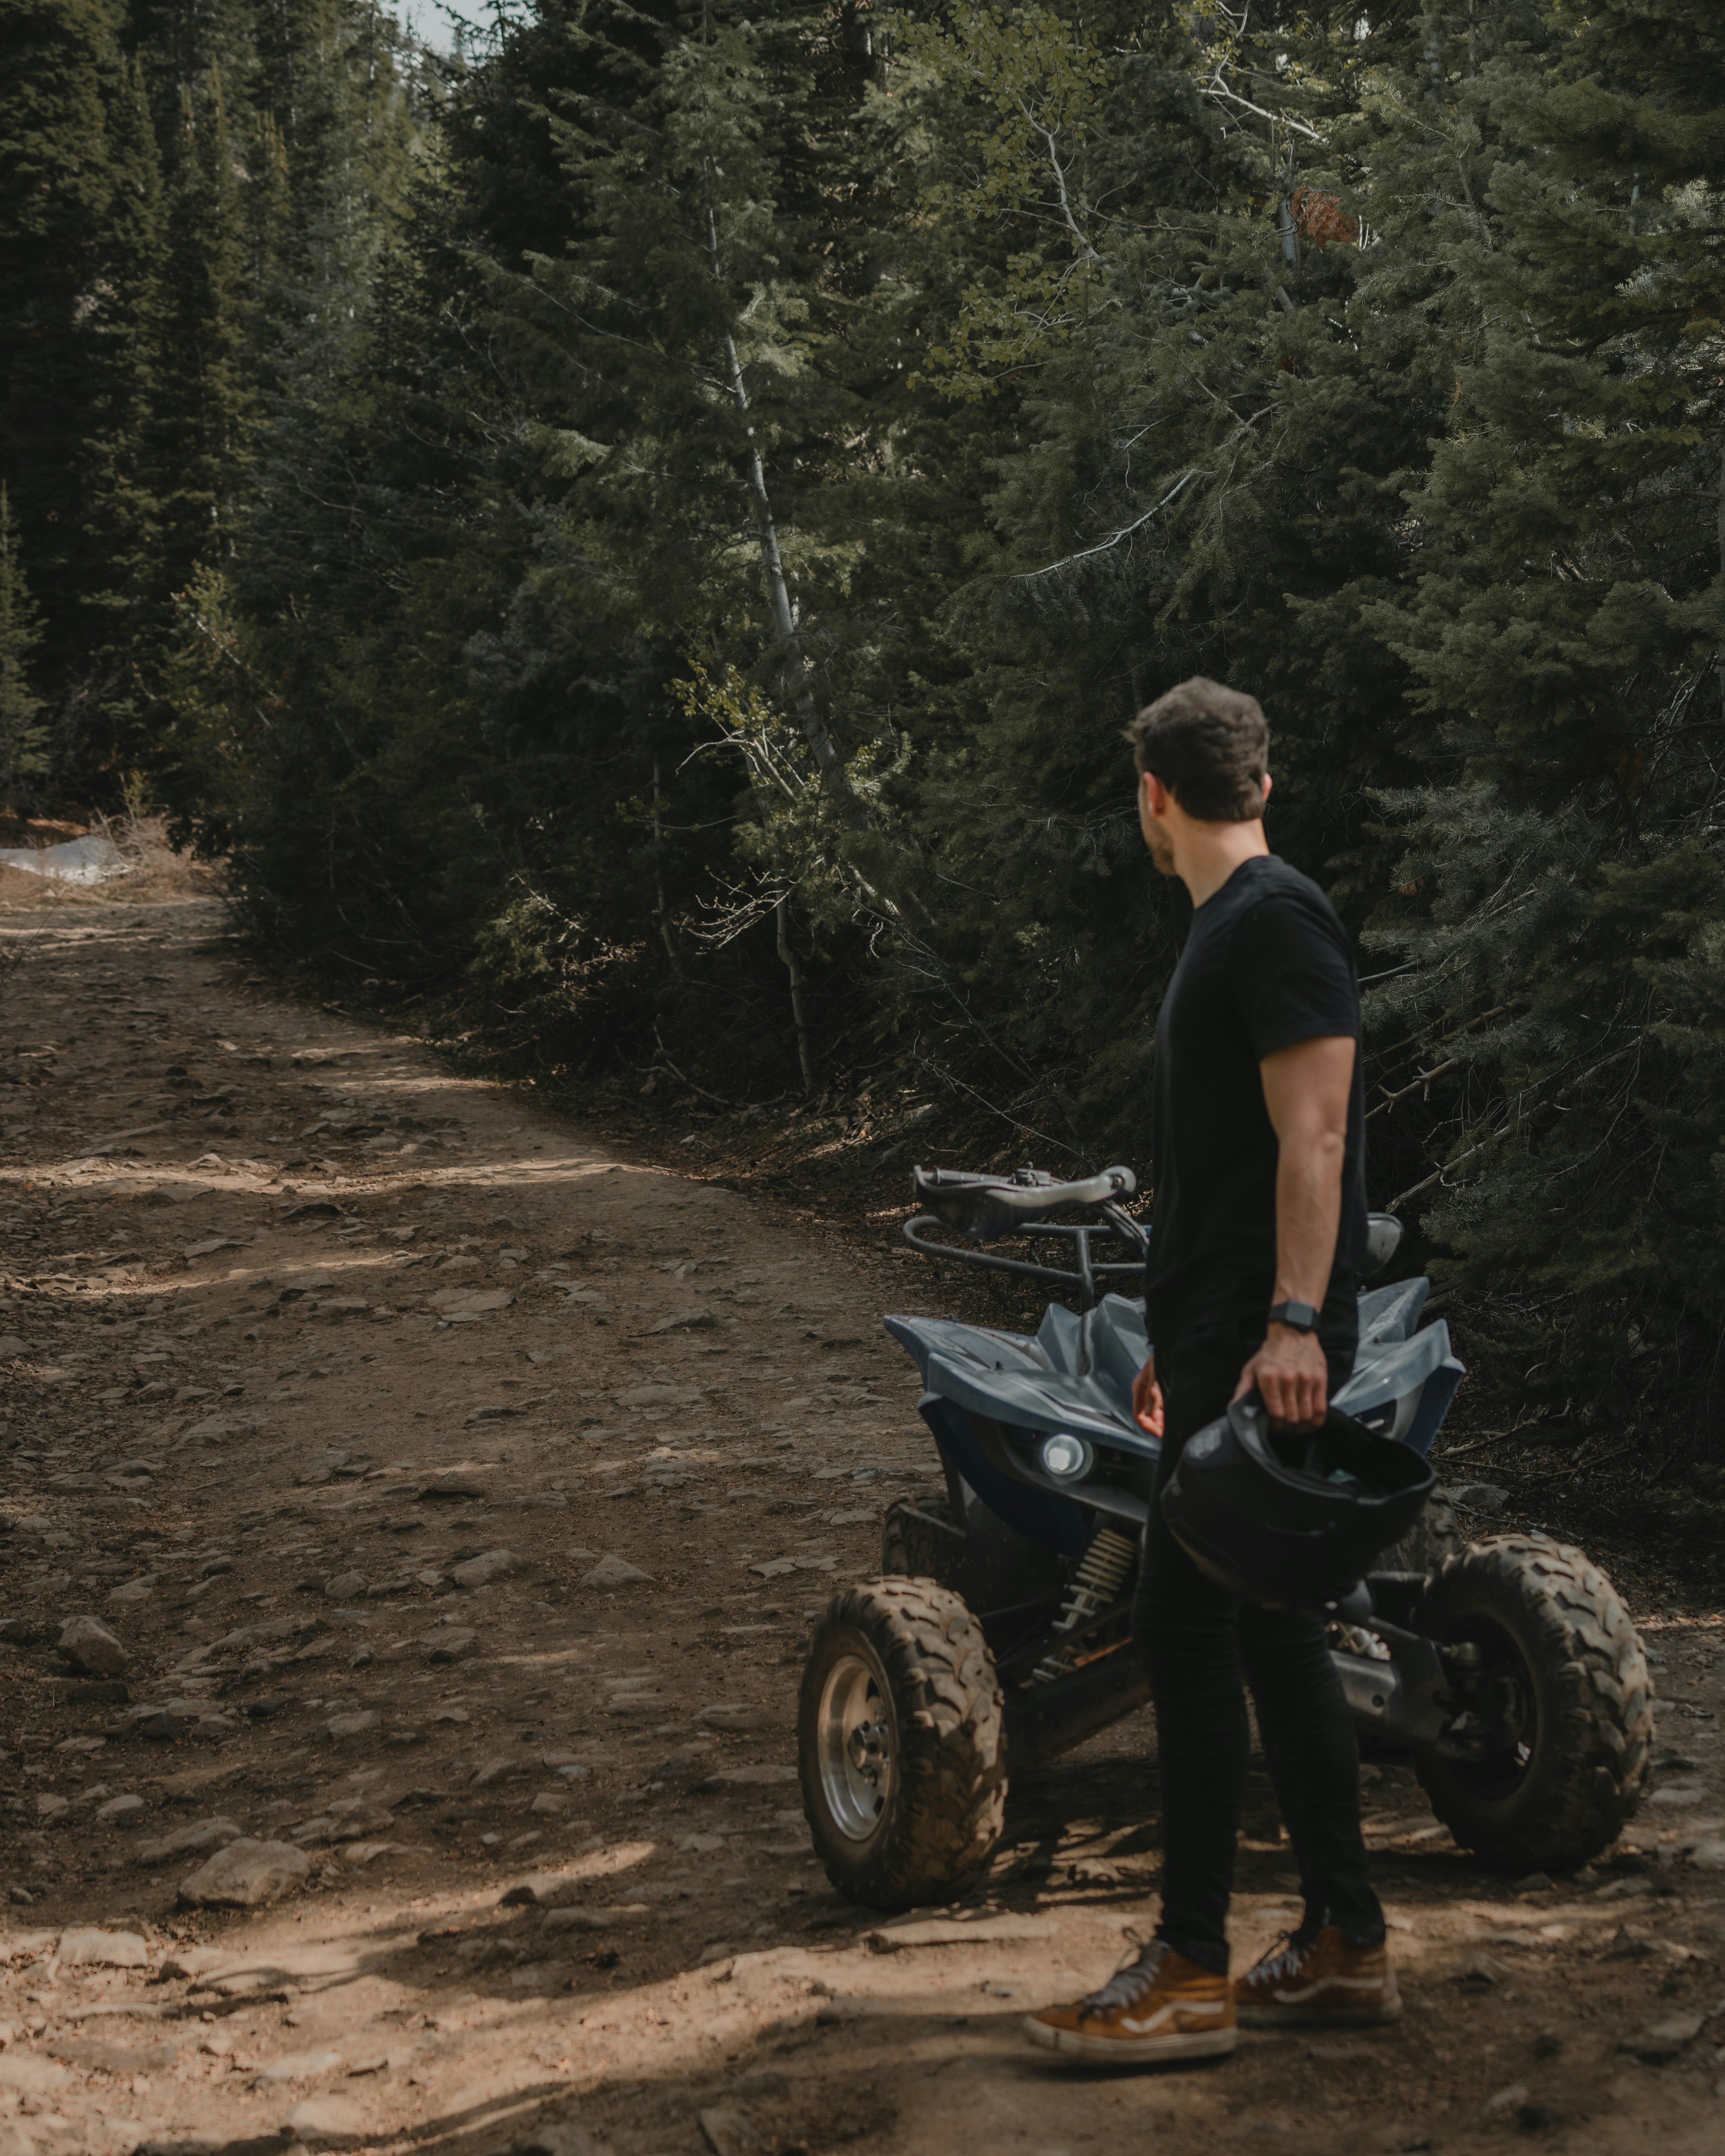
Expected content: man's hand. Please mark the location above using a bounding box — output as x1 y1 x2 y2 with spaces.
1233 1322 1329 1431
1132 1354 1165 1437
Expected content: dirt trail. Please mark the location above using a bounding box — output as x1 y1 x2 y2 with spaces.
1 887 1724 2156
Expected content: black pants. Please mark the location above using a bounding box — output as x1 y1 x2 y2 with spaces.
1132 1310 1385 1975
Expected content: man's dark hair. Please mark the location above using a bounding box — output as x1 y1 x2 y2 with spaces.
1122 677 1269 822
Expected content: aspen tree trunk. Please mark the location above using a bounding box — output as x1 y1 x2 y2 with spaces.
708 211 870 834
650 756 681 979
777 894 817 1095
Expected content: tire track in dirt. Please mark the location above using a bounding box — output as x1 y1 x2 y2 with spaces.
1 890 1724 2156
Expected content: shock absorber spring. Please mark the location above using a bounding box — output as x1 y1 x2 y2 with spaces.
1033 1525 1139 1682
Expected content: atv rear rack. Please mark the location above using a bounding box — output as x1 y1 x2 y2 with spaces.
902 1209 1147 1312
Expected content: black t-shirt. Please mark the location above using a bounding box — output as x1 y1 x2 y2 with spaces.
1143 854 1367 1341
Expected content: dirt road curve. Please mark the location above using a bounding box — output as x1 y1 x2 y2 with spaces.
2 889 1724 2156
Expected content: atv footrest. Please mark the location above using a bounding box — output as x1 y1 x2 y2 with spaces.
1004 1649 1150 1768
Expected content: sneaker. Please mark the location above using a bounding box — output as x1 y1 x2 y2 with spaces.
1235 1926 1401 2027
1024 1939 1237 2064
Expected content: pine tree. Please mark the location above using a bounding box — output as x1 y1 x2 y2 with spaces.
1360 1 1725 1447
0 484 49 795
154 68 256 591
0 0 126 720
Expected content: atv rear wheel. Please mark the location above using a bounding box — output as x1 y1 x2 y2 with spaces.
799 1578 1005 1912
1413 1535 1651 1873
1381 1485 1465 1579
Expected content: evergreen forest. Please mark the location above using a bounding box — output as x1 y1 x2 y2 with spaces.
7 0 1725 1516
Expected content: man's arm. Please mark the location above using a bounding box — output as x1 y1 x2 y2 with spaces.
1232 1033 1356 1430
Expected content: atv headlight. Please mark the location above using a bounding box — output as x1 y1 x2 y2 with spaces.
1040 1432 1093 1480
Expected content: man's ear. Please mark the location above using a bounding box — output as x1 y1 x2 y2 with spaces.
1261 771 1273 808
1144 770 1170 818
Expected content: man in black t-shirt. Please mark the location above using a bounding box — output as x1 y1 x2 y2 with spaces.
1027 679 1397 2069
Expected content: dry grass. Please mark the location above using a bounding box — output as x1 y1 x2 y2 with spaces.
0 812 221 912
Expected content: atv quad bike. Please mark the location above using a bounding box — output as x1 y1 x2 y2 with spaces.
797 1165 1652 1912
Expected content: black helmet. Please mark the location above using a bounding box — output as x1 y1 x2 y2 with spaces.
1160 1397 1435 1608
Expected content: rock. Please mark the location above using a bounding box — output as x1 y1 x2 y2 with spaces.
696 1764 799 1791
157 1944 235 1980
283 2096 368 2146
581 1553 654 1589
1477 2083 1530 2122
206 1613 325 1656
325 1570 368 1600
58 1612 129 1678
1619 2012 1704 2063
96 1792 145 1823
425 1627 477 1663
699 2106 761 2156
0 1335 30 1358
417 1472 490 1502
864 1914 1055 1953
529 1793 570 1816
746 1559 799 1580
698 1704 787 1733
501 1871 576 1907
648 1308 717 1334
44 2036 177 2074
180 1413 257 1448
427 1287 514 1316
472 1756 527 1788
56 1926 149 1968
179 1837 312 1909
541 1907 615 1933
0 2055 71 2094
35 1792 70 1821
1449 1483 1510 1512
1687 1839 1725 1870
615 1383 704 1409
137 1816 243 1866
254 2049 344 2083
449 1549 517 1590
325 1711 380 1741
107 1574 158 1604
1649 1786 1704 1807
512 2122 608 2156
677 1833 725 1854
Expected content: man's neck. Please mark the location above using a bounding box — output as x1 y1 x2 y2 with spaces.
1175 820 1271 909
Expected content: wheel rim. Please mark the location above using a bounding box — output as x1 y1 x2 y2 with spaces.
1447 1617 1538 1800
815 1645 897 1843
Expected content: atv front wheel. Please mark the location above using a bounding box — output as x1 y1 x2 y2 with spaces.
799 1578 1005 1912
1413 1535 1651 1872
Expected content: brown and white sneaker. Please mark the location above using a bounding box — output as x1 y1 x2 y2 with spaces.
1024 1939 1237 2064
1235 1927 1401 2027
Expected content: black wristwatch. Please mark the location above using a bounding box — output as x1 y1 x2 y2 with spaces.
1267 1300 1320 1334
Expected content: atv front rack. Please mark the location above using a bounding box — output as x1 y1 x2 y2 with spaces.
902 1208 1147 1313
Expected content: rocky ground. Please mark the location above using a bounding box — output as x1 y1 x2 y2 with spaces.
1 881 1724 2156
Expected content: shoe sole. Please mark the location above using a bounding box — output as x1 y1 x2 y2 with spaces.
1023 2016 1239 2065
1237 1998 1402 2029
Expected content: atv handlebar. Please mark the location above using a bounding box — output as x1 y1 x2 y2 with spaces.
912 1163 1137 1240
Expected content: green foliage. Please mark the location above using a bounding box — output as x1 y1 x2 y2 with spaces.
0 0 425 789
898 2 1111 396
